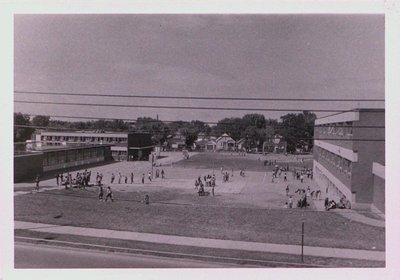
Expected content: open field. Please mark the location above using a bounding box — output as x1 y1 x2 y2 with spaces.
14 152 385 255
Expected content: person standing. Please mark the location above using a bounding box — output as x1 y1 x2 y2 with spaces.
111 173 115 184
118 172 122 184
98 186 104 200
130 172 134 184
284 173 287 182
56 174 59 186
286 185 290 196
142 173 145 184
161 169 165 179
288 196 293 208
105 186 114 202
306 186 311 199
148 171 152 182
35 174 40 191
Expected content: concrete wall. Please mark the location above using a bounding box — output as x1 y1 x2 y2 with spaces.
14 153 44 183
351 110 385 204
372 175 385 213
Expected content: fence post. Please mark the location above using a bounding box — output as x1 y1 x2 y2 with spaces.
301 222 304 263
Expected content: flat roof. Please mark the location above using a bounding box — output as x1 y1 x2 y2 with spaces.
38 131 128 137
315 108 384 125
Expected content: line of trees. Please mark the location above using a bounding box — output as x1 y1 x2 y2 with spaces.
14 111 316 152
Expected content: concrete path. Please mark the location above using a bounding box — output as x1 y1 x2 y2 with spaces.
15 221 385 262
313 199 385 228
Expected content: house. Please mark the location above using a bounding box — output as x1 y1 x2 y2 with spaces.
167 132 186 150
263 135 287 154
193 135 217 151
236 138 246 151
216 133 236 151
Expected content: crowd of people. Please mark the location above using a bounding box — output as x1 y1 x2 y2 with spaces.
195 173 216 196
325 196 351 211
54 169 96 189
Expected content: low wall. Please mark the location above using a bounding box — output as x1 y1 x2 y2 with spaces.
14 153 44 183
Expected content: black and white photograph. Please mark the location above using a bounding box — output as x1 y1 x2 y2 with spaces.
2 1 400 279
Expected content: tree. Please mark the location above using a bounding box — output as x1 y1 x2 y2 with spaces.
277 111 316 153
211 117 246 140
242 114 266 129
14 113 34 142
31 115 50 128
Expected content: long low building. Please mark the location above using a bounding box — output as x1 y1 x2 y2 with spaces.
313 108 385 213
14 144 113 182
30 131 154 161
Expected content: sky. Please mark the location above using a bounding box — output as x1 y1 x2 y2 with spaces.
13 14 385 123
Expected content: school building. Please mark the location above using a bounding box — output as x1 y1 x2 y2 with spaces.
14 144 113 182
313 108 385 213
31 131 154 161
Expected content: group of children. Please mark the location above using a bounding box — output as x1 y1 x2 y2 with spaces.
109 169 165 185
195 174 216 196
284 182 322 209
55 170 97 189
98 185 114 202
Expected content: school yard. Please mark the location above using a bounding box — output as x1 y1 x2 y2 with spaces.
14 151 385 266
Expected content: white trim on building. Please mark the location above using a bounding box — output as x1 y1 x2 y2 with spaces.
315 111 359 125
372 162 385 179
313 160 352 200
314 140 358 162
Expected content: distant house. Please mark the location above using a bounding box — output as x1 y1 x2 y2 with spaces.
194 135 216 151
216 133 236 151
263 135 287 154
236 138 246 151
193 138 208 151
167 132 186 150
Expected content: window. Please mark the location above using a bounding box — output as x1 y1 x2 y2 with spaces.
67 150 76 162
58 151 66 164
76 149 83 160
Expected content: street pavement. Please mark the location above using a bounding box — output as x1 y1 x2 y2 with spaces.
15 242 246 268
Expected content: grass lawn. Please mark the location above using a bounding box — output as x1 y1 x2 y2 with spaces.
14 187 385 251
174 152 313 172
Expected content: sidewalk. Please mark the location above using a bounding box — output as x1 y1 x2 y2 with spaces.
15 221 385 262
312 200 385 228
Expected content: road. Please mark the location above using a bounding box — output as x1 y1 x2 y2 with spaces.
14 242 247 268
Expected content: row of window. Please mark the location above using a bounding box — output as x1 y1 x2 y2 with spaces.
43 148 105 166
315 146 352 178
315 166 347 198
41 135 127 143
317 122 353 137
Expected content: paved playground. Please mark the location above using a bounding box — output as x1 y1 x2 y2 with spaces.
15 151 318 209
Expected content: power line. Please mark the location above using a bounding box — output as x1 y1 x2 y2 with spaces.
14 90 386 102
14 100 380 113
